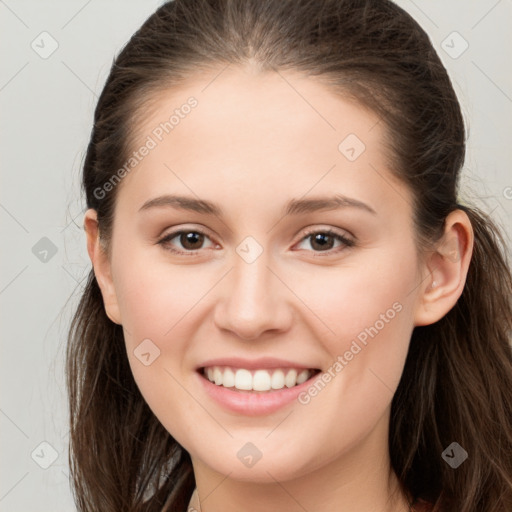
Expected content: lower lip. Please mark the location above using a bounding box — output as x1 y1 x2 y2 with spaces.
196 370 321 416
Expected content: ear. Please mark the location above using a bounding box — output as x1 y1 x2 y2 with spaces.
414 209 474 326
83 208 122 325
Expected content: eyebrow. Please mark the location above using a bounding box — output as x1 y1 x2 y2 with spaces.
138 193 377 217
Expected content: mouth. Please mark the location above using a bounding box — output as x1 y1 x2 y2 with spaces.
198 366 322 393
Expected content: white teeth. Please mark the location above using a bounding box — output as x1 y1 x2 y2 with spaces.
223 367 235 388
296 369 309 384
285 369 297 388
271 370 285 390
253 370 271 391
213 367 223 385
235 369 252 390
203 366 315 391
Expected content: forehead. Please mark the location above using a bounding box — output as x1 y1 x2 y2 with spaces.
114 66 410 222
137 66 383 154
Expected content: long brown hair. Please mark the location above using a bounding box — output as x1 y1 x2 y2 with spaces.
66 1 512 510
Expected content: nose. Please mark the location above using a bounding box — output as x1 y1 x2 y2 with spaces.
213 249 293 341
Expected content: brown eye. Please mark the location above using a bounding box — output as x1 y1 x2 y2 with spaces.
296 229 354 255
158 229 214 255
309 232 336 251
179 231 205 250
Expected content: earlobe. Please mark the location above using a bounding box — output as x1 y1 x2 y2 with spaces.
83 209 122 325
414 210 474 327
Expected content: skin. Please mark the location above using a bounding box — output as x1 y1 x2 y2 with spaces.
84 65 473 512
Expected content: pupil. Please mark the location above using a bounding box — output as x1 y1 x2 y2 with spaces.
183 232 203 249
313 233 332 251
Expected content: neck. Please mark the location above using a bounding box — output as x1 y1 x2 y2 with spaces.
190 412 411 512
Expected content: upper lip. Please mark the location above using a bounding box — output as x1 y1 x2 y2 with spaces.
197 357 320 371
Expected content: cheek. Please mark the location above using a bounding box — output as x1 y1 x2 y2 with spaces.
297 243 418 413
112 253 210 441
305 242 418 344
113 249 210 342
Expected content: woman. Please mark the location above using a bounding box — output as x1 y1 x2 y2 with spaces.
66 0 512 510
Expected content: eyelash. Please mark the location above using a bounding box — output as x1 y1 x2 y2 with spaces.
157 227 355 257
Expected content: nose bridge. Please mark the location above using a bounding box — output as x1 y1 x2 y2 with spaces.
232 248 272 304
214 239 291 339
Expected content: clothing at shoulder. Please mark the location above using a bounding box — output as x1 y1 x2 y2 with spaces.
187 488 200 511
413 498 434 511
186 489 434 512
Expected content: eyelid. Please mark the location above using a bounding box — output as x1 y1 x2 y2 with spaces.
295 226 355 254
299 225 354 242
157 226 216 255
157 225 355 256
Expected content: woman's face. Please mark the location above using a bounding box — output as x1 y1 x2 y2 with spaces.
98 67 429 482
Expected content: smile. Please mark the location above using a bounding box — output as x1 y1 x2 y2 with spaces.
201 366 320 392
196 365 323 416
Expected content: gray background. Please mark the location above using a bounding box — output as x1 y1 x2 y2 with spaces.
1 1 511 510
